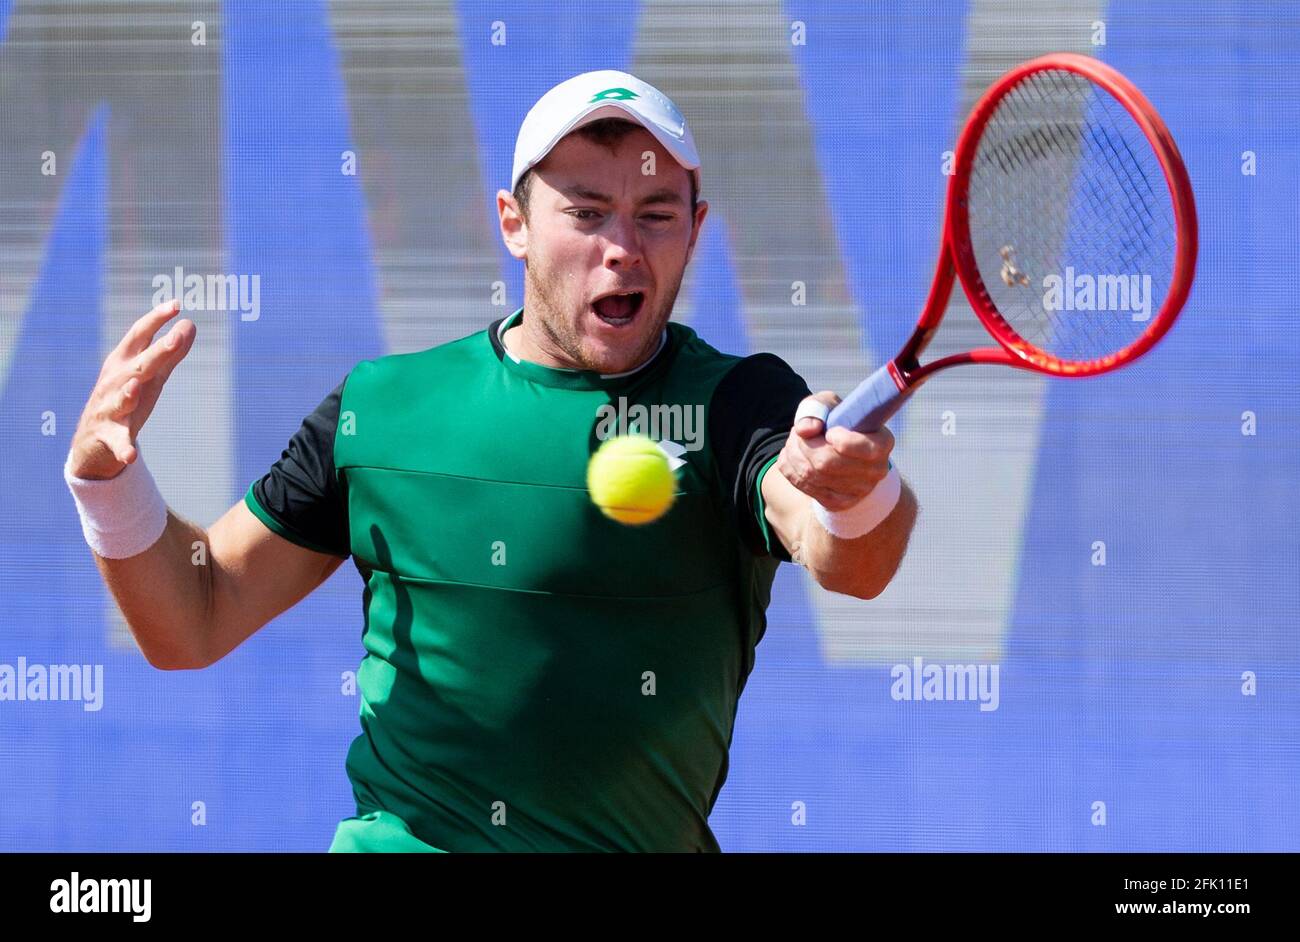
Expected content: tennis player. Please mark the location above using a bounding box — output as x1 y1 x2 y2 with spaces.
64 70 917 852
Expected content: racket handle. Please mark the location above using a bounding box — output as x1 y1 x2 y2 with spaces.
826 362 912 433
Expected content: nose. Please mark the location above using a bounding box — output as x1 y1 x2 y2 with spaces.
601 213 643 271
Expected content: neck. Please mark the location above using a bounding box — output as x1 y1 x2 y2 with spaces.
502 308 665 376
502 317 575 371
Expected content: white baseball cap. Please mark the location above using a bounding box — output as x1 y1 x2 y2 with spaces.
511 70 701 197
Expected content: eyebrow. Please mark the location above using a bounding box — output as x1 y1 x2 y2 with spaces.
561 185 686 207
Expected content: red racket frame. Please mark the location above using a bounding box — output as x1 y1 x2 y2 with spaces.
897 52 1198 388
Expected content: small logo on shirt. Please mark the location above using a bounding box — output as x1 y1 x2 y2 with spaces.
656 439 688 472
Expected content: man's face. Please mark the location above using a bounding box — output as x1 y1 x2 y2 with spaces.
500 126 708 374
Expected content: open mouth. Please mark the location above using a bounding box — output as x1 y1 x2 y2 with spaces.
591 291 645 327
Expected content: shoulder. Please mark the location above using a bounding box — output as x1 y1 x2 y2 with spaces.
719 350 808 387
665 322 807 388
711 350 812 417
344 325 494 399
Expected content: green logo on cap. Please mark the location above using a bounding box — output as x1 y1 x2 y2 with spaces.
588 87 639 102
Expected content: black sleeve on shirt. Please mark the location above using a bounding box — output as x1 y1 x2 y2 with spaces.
709 352 814 563
249 379 350 558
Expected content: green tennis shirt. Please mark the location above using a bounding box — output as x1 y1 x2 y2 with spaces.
245 307 812 851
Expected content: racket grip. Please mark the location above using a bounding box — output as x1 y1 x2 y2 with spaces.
826 362 911 433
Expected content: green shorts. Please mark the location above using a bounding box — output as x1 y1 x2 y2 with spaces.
328 810 447 853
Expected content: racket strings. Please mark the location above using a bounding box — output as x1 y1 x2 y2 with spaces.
979 72 1155 361
1001 73 1172 361
967 68 1178 366
973 80 1104 358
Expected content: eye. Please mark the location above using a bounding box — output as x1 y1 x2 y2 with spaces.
569 209 600 221
642 214 674 223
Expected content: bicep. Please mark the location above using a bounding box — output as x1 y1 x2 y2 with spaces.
194 377 351 664
201 498 346 666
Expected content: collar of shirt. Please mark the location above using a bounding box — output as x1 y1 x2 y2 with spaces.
494 306 670 383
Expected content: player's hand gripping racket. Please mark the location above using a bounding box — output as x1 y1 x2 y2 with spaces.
828 52 1197 434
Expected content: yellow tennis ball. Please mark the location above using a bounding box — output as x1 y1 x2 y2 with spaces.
586 434 676 526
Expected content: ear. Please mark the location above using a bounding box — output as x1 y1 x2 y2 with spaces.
685 199 708 266
498 189 528 260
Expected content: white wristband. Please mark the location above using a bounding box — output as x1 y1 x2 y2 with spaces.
812 465 902 539
64 445 168 559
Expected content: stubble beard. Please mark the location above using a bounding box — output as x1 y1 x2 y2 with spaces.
524 256 683 374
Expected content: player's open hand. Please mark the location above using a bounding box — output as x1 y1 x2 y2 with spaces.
67 299 196 480
776 391 894 512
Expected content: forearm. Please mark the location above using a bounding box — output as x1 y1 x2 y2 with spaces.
92 509 215 670
788 481 918 599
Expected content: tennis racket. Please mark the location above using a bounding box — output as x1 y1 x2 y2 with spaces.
827 52 1197 434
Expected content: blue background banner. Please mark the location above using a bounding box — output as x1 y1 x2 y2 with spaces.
0 0 1295 851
